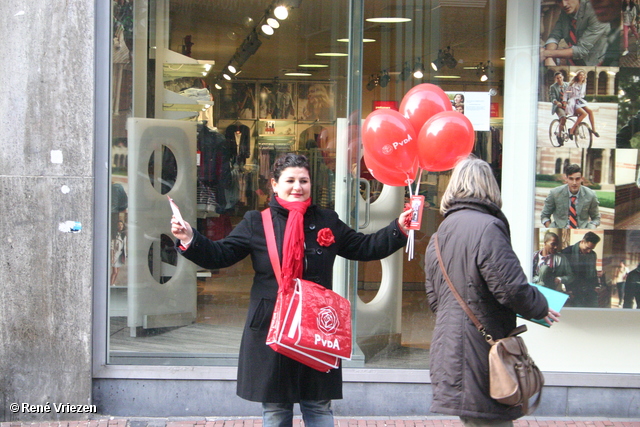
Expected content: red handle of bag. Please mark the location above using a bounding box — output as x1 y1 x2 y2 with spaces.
262 209 286 289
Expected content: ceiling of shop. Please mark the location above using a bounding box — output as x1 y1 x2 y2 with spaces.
167 0 506 88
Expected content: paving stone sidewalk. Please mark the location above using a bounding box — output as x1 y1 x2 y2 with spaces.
3 417 640 427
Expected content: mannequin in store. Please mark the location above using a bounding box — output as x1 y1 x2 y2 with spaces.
171 153 411 427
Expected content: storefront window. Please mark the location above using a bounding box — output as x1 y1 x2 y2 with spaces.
355 2 507 368
108 0 509 367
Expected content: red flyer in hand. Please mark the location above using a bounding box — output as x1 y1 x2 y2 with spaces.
408 195 424 230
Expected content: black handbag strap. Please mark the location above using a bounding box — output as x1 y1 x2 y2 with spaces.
434 234 496 344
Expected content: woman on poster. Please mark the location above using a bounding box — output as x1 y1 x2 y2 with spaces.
622 0 640 56
564 69 599 138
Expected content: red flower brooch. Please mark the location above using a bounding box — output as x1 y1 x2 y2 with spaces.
317 228 335 247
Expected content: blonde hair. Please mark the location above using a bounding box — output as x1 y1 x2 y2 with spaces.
440 156 502 215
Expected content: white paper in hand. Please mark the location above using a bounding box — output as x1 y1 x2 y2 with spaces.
168 196 187 229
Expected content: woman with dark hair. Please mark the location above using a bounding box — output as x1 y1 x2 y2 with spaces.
171 153 410 427
424 157 559 426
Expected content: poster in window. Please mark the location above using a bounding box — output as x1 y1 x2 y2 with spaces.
219 82 257 120
297 83 335 122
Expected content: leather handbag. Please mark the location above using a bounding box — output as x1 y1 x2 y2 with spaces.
434 234 544 415
262 209 352 372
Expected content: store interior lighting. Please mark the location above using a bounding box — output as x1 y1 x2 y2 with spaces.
366 74 379 91
212 1 296 85
379 70 390 87
413 58 424 79
431 46 456 71
477 60 493 81
398 62 411 81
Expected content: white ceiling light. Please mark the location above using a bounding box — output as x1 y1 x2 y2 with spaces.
366 17 411 23
315 52 348 57
337 38 376 43
267 17 280 28
261 24 274 36
285 72 312 76
298 64 328 68
274 5 289 20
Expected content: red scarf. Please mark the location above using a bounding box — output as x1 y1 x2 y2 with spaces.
275 196 312 285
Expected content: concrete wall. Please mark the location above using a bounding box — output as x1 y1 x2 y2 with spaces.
0 0 94 421
93 379 640 418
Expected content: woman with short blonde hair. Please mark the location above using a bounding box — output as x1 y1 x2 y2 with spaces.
425 156 559 425
440 156 502 215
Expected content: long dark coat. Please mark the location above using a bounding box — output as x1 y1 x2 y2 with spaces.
424 199 548 420
179 197 407 403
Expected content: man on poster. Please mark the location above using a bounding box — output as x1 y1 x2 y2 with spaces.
561 231 602 307
549 71 569 145
588 0 623 65
541 164 601 229
541 0 610 66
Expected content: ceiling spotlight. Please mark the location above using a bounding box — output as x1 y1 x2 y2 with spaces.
227 64 237 74
443 47 457 69
222 73 232 81
261 23 274 36
266 17 280 28
379 70 390 87
214 82 222 90
413 59 424 79
366 74 379 91
431 50 445 71
274 5 289 20
476 60 494 82
398 62 411 81
432 46 457 71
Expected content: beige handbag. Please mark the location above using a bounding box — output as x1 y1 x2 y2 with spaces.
434 234 544 415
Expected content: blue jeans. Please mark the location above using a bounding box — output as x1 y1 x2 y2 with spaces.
262 400 334 427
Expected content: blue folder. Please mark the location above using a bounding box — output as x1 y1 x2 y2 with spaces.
518 283 569 327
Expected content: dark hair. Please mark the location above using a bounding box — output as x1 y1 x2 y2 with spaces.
272 153 310 181
554 71 563 77
583 231 601 245
544 231 559 243
564 163 582 176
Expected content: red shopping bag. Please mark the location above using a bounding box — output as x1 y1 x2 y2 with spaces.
293 279 352 359
262 209 352 372
267 283 341 372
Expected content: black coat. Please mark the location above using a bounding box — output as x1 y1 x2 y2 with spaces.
424 199 548 420
179 197 407 403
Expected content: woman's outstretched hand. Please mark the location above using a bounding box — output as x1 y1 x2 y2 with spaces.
398 209 412 234
171 216 193 246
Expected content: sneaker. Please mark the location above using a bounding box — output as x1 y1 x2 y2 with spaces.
623 49 629 56
557 135 564 146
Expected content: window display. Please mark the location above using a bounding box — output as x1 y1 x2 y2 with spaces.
536 0 640 309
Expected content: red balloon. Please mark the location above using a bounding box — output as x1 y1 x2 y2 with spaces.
363 150 416 186
399 84 452 135
417 111 475 172
362 109 418 176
